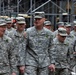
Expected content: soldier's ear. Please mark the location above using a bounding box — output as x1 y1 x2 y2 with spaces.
43 18 46 21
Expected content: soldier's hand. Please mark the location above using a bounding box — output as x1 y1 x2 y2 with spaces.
12 72 16 75
73 52 76 54
48 64 55 72
19 66 25 73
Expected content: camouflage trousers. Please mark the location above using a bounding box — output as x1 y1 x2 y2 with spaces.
25 65 49 75
55 68 71 75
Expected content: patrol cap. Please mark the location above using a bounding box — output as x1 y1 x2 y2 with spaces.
34 11 45 19
6 18 12 24
44 21 51 26
65 23 71 27
58 27 67 36
0 19 6 26
16 17 26 24
73 21 76 26
57 22 64 26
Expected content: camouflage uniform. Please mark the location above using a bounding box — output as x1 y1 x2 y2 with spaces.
0 35 17 75
5 27 15 37
70 22 76 38
25 26 54 75
53 30 58 38
65 33 75 45
52 37 72 75
72 39 76 73
64 33 76 70
70 30 76 37
68 38 76 70
10 29 26 74
53 22 64 38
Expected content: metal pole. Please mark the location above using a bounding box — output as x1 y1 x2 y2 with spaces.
59 1 62 22
30 0 32 27
32 0 66 13
67 0 70 22
50 0 66 13
8 0 10 16
0 0 1 15
32 0 51 12
71 0 74 23
17 0 19 14
47 1 50 19
51 2 54 26
70 1 74 22
3 0 5 15
17 0 22 14
34 0 35 10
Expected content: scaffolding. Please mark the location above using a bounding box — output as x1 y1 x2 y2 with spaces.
0 0 76 26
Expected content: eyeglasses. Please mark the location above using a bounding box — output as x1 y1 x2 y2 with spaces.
61 36 66 38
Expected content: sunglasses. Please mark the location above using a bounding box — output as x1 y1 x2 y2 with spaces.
61 36 66 38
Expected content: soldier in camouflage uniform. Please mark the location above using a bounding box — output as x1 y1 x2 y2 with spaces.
53 22 64 38
0 19 17 75
70 36 76 73
44 20 54 32
51 27 72 75
5 18 15 37
70 22 76 37
25 12 55 75
65 23 75 44
64 23 76 70
10 17 26 75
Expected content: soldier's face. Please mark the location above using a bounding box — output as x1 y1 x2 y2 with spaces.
16 23 25 31
65 27 71 34
58 34 66 42
34 18 45 27
44 25 51 30
7 23 12 29
0 25 6 35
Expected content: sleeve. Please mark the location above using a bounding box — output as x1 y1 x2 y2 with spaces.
17 37 26 66
49 43 56 64
68 40 75 59
23 30 29 65
8 39 17 73
48 33 56 65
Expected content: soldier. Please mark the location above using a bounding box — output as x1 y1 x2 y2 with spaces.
10 17 26 75
71 36 76 73
5 18 15 37
44 20 54 32
51 27 72 75
53 22 64 38
70 21 76 37
0 19 17 75
25 11 55 75
65 23 75 45
64 23 76 73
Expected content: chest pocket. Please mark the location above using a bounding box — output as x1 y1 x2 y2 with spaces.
29 33 50 47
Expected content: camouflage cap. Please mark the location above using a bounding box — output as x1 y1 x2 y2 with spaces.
58 27 67 36
16 17 26 24
44 21 51 26
6 18 12 23
0 19 6 26
57 22 64 26
34 11 45 19
73 21 76 26
65 23 71 27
